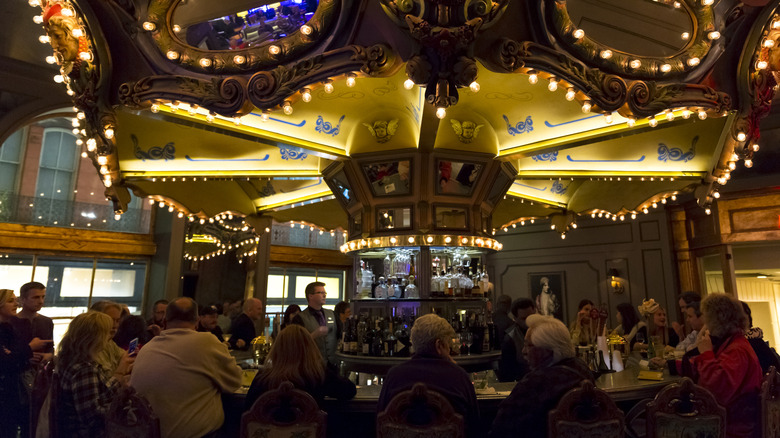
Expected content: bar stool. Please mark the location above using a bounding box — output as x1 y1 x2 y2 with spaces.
241 381 327 438
646 377 725 438
547 380 625 438
376 383 464 438
761 365 780 438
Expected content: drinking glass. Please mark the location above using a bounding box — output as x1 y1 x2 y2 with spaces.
463 332 474 355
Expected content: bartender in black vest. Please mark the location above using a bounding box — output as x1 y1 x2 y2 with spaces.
292 281 338 369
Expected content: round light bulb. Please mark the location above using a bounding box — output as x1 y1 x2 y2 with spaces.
436 107 446 119
469 81 480 93
581 101 591 113
604 113 613 124
283 101 293 115
744 159 753 168
71 28 83 38
97 155 107 165
33 15 44 24
666 111 675 121
142 22 156 31
300 25 313 35
104 127 114 139
736 132 747 142
708 31 721 40
757 60 768 70
404 78 414 90
528 72 538 84
687 57 700 67
660 63 672 73
199 58 212 68
629 59 641 69
573 29 585 39
269 45 281 55
39 35 50 44
78 51 93 62
346 73 356 87
45 55 57 64
565 88 576 101
681 32 690 40
173 25 181 33
323 80 334 93
166 50 179 60
261 110 271 121
648 117 658 127
301 88 312 102
627 117 636 127
547 78 558 91
681 109 691 119
698 110 707 120
752 143 760 152
600 50 613 59
233 55 245 65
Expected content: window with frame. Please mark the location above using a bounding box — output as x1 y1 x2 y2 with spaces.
35 128 79 223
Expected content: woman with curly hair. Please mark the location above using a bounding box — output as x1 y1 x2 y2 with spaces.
56 311 134 438
693 294 761 438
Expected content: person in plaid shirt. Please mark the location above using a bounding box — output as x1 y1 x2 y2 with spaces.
56 311 134 438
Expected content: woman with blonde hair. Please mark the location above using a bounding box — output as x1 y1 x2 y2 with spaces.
635 299 679 351
692 294 761 438
244 324 355 410
56 311 133 437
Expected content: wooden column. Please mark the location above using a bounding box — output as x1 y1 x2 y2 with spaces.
250 216 273 333
718 244 738 297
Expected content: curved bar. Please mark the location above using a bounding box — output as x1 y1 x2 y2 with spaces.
336 351 500 375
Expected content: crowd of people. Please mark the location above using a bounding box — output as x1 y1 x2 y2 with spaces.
2 277 779 438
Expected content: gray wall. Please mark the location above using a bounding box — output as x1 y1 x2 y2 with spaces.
487 210 680 328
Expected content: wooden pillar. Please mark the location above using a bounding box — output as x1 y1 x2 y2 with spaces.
669 208 701 294
250 216 273 333
164 213 186 301
718 244 738 297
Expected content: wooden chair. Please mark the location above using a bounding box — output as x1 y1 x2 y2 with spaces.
646 377 726 438
104 386 161 438
762 366 780 438
548 380 625 438
376 383 465 438
241 381 327 438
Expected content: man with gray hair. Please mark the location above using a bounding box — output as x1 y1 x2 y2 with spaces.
228 297 263 350
489 314 593 438
131 297 242 438
378 313 479 437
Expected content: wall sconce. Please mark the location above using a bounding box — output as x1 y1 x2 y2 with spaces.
608 268 624 294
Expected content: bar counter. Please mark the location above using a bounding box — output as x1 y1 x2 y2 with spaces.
224 366 678 437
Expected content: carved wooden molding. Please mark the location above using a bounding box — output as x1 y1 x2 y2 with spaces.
270 245 351 267
0 223 156 258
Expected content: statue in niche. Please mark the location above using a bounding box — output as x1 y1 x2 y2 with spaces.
363 119 399 143
450 120 484 143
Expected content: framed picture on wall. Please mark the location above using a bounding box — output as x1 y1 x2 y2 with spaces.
529 272 565 321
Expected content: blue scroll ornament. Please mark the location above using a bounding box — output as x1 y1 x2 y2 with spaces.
503 115 533 136
550 181 568 195
658 136 698 163
532 151 558 162
315 115 345 136
132 134 175 161
280 148 309 160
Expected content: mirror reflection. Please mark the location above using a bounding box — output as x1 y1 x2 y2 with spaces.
377 207 412 231
435 207 468 230
363 160 411 197
174 0 319 50
565 0 691 57
349 213 362 237
437 160 482 196
329 170 355 207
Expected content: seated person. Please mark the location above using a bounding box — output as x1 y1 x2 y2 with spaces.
741 301 780 373
197 305 225 343
611 302 644 347
113 315 151 351
378 313 479 438
672 291 701 340
57 312 134 437
636 299 679 352
569 299 595 346
245 324 355 409
497 298 536 382
692 294 761 438
489 315 593 438
676 301 703 352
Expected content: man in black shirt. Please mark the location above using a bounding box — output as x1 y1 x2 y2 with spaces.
229 298 263 350
197 305 226 344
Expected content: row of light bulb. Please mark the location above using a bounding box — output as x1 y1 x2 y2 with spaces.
71 111 115 188
340 235 503 253
754 18 780 71
288 221 339 237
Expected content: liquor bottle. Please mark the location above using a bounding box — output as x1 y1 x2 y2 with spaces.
339 317 349 354
481 311 491 353
480 266 490 296
385 320 397 357
360 317 371 356
446 269 454 297
371 319 384 357
348 318 358 355
374 277 388 299
405 275 419 298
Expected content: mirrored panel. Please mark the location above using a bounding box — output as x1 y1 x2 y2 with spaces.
564 0 691 57
174 0 319 50
329 170 356 207
363 160 411 197
377 207 412 231
434 206 468 230
437 160 482 196
349 213 362 238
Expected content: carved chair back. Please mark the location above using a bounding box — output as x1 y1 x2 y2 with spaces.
547 379 625 438
762 366 780 438
646 377 726 438
104 386 161 438
241 380 327 438
376 382 465 438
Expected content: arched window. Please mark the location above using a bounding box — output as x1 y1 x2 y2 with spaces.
35 128 79 222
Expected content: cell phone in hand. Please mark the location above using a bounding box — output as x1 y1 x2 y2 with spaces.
128 337 139 356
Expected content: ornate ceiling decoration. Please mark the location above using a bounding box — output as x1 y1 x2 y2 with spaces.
21 0 780 239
